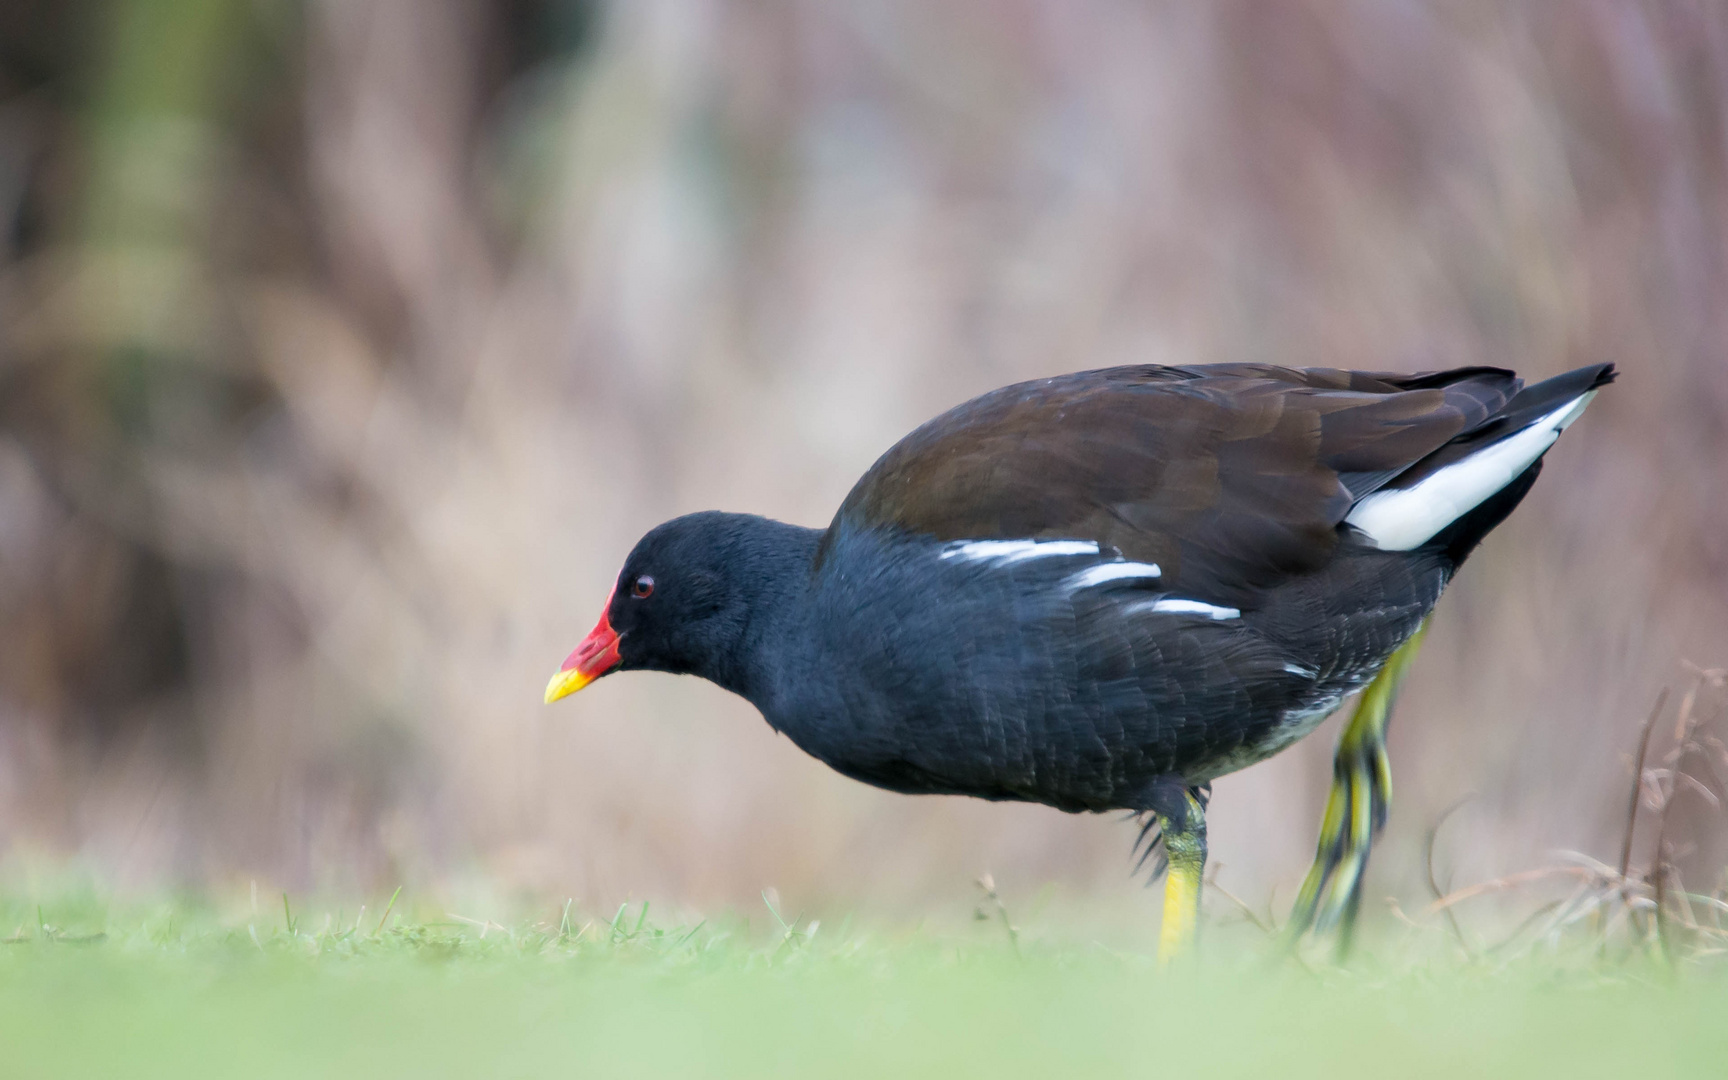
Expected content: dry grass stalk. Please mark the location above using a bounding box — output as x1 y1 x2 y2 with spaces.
1408 667 1728 966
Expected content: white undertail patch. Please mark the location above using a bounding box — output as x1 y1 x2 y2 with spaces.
1345 391 1598 551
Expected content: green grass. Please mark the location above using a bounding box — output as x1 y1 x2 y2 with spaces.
0 890 1723 1079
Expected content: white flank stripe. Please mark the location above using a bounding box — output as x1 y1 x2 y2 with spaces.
1283 662 1319 678
1345 391 1598 551
939 539 1100 564
1065 561 1163 590
1128 598 1241 620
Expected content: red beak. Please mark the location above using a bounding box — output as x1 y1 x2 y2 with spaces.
544 588 622 703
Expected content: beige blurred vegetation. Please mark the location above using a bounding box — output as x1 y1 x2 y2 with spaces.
0 0 1724 942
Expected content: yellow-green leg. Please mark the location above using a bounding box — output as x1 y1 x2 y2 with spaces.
1286 620 1428 955
1155 787 1208 963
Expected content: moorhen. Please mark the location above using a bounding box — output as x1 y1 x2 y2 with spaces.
546 362 1613 958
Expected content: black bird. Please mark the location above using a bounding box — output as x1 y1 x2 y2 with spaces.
546 362 1613 957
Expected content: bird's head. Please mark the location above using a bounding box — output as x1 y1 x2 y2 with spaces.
544 511 807 703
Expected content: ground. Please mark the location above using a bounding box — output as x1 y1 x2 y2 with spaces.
0 888 1722 1079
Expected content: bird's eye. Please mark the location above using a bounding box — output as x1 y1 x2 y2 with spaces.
631 575 655 598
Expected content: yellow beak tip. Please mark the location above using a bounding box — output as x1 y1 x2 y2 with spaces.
543 668 593 704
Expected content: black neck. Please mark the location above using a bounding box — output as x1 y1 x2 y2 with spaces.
698 517 824 706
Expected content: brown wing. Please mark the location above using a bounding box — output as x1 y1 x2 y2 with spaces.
818 364 1521 604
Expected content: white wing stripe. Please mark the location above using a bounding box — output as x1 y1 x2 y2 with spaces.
939 539 1100 564
1126 598 1241 620
1065 562 1163 590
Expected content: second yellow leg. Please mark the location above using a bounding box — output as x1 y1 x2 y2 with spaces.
1286 620 1428 954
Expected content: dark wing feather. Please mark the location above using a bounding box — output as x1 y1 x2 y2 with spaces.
816 364 1521 605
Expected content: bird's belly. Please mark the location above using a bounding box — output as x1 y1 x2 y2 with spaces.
1178 643 1407 783
786 539 1443 812
1182 694 1344 783
779 680 1324 814
916 644 1397 802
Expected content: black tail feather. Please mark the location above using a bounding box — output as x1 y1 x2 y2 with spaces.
1406 362 1614 565
1390 362 1616 491
1493 362 1617 434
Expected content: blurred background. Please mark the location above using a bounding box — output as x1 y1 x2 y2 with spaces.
0 0 1724 941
